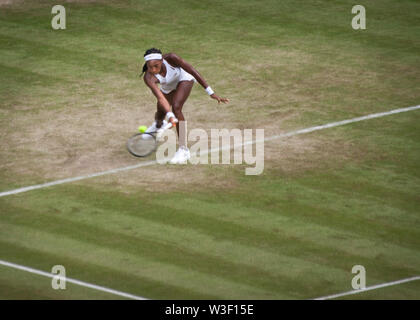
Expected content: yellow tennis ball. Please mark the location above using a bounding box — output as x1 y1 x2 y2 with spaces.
138 125 147 133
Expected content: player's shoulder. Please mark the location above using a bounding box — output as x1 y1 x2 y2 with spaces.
143 71 157 85
164 52 183 65
163 52 179 60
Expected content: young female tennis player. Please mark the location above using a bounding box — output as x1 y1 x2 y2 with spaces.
140 48 229 164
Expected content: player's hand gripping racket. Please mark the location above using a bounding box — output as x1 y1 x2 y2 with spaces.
127 119 177 157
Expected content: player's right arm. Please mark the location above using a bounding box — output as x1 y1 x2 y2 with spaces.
143 73 171 113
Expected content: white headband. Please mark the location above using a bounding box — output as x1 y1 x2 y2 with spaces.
144 53 162 61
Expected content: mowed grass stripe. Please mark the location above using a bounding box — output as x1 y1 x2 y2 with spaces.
235 181 420 247
0 2 204 62
0 33 131 78
0 3 157 41
161 193 419 252
49 184 420 270
0 63 69 91
2 1 418 82
0 264 129 300
0 205 311 297
0 227 285 299
155 196 420 274
1 1 418 126
2 185 407 266
2 182 418 293
0 192 356 292
0 241 218 299
1 183 417 299
295 175 420 222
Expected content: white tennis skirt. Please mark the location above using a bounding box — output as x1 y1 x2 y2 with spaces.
160 68 197 94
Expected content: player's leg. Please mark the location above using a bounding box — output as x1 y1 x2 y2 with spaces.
168 80 194 164
171 80 194 135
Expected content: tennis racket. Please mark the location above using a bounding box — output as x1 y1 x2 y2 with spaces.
127 121 175 157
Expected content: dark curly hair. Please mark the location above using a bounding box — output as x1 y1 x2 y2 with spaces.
140 48 162 76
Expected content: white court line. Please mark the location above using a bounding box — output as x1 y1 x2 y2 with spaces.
1 258 418 300
0 104 419 198
313 276 420 300
0 259 148 300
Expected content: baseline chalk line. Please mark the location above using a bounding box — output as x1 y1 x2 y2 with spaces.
1 104 419 198
0 259 148 300
313 275 420 300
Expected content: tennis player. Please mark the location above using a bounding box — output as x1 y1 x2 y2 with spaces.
141 48 229 164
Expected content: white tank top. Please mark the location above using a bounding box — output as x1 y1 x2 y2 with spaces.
154 59 181 89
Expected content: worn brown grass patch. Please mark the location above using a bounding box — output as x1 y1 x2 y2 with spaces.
1 45 381 193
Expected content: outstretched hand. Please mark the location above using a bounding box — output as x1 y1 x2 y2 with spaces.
210 94 229 104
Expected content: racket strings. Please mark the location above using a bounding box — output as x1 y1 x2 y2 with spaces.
127 133 157 157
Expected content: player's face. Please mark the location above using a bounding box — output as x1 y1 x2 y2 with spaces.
147 60 162 74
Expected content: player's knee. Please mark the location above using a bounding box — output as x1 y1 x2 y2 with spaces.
172 102 183 115
157 101 167 111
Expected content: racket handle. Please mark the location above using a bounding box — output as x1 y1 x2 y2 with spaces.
156 118 177 141
166 117 178 129
161 122 172 131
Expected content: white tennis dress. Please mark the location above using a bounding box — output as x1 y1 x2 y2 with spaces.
154 59 197 94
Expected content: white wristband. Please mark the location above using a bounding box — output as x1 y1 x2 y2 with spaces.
205 86 214 96
166 111 175 120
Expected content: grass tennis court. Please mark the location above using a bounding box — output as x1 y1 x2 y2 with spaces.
0 0 419 299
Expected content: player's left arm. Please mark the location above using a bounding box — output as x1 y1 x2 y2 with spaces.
165 53 229 104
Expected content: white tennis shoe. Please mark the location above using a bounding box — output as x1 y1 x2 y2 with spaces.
169 146 190 164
